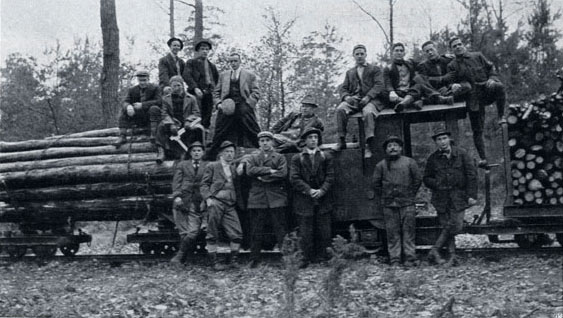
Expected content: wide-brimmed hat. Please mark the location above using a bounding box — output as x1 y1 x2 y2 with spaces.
135 70 150 77
300 127 323 145
219 99 236 116
257 131 274 140
382 135 404 149
188 141 204 151
219 140 236 151
194 39 213 51
301 95 318 107
431 127 451 140
167 37 184 50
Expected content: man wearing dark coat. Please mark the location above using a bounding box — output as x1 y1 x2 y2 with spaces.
290 128 334 267
244 131 288 268
271 95 324 153
445 37 507 165
116 70 162 147
170 141 208 265
182 39 219 130
373 136 422 267
208 52 261 159
201 141 244 270
154 76 203 162
423 127 477 266
158 37 186 93
335 44 386 158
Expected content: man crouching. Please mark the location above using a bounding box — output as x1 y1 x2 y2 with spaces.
201 141 243 270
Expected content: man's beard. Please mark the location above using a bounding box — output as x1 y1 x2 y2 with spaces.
387 152 400 160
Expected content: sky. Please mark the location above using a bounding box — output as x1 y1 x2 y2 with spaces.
1 0 562 66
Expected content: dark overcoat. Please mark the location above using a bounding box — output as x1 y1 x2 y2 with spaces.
383 59 418 92
122 84 161 111
339 63 385 105
172 159 208 206
245 150 288 209
201 161 243 208
182 57 219 94
158 53 186 89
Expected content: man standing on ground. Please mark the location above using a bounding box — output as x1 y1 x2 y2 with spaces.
158 37 185 94
373 136 422 267
290 128 334 267
170 141 208 265
423 127 477 266
335 44 386 158
245 131 288 268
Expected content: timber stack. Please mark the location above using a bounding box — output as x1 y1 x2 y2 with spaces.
506 92 563 206
0 129 174 223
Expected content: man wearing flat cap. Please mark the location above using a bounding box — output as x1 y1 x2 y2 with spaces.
170 141 208 265
209 52 261 159
423 127 477 266
182 39 219 131
373 135 422 267
159 37 186 94
271 95 325 153
243 131 289 267
290 128 334 267
336 44 386 158
201 140 244 270
154 75 204 162
116 70 162 147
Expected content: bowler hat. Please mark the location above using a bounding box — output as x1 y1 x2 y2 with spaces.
219 140 236 151
431 127 451 140
382 135 404 149
301 95 318 107
194 39 213 51
257 131 274 140
188 141 204 151
135 70 150 77
300 127 323 145
167 37 184 50
219 99 236 116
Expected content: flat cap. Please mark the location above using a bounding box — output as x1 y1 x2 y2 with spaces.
169 75 184 85
353 44 366 53
301 95 318 107
135 70 150 77
382 135 404 149
219 140 236 151
167 37 184 50
431 127 451 140
194 39 213 51
257 131 275 140
188 141 204 151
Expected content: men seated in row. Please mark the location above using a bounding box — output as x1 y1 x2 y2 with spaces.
271 95 325 153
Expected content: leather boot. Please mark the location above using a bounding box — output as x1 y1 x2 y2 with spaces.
437 95 454 105
428 248 446 265
150 122 158 144
209 252 226 271
170 238 189 265
445 239 458 267
335 137 347 151
229 251 240 269
114 129 128 148
156 147 165 164
394 95 414 113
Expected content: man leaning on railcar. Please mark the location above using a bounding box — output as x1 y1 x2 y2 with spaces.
423 127 477 266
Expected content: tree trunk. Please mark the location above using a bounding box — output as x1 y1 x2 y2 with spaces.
100 0 120 127
0 136 149 153
47 127 121 139
389 0 394 48
169 0 175 37
194 0 203 43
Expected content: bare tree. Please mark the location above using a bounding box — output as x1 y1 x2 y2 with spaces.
100 0 120 127
351 0 397 56
169 0 175 37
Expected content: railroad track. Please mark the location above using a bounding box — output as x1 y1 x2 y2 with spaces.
0 247 560 264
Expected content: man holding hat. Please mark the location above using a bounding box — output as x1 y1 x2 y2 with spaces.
201 140 244 270
116 70 162 147
290 127 334 267
183 39 219 131
423 127 477 266
373 135 422 267
336 44 386 158
244 131 289 267
209 52 261 158
271 95 325 153
170 141 208 265
158 37 185 93
155 75 204 162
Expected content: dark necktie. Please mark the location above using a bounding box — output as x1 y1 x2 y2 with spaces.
441 149 451 157
194 161 200 173
140 88 146 102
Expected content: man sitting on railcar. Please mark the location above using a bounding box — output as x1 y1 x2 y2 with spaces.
154 75 204 163
423 127 477 266
290 128 334 268
115 70 161 147
271 95 324 153
158 37 185 94
170 141 208 265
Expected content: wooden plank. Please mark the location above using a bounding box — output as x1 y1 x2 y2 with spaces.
377 102 467 123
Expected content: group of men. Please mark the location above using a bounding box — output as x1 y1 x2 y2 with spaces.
116 35 505 268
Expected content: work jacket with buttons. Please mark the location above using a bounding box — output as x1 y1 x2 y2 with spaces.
373 155 422 208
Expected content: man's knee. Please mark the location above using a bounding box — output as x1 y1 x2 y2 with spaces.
336 102 350 114
149 106 161 121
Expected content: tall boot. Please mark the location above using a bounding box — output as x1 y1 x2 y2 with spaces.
156 146 165 164
229 250 240 269
208 252 226 271
150 122 158 144
428 230 448 265
114 128 128 148
445 238 458 267
364 137 376 159
394 95 414 113
170 237 190 265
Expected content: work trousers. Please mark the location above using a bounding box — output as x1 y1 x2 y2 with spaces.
383 205 416 263
434 198 465 251
249 207 288 260
298 208 332 262
205 199 243 245
118 105 161 130
336 100 383 142
209 102 260 158
198 92 214 129
173 201 204 241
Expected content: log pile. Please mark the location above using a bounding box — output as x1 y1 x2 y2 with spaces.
0 129 174 223
506 92 563 206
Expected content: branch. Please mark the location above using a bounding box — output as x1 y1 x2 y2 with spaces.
175 0 195 8
351 0 390 45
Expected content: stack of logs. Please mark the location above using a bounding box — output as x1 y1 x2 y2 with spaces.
506 92 563 206
0 129 174 223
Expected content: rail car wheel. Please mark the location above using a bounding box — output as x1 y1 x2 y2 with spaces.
160 243 178 256
60 243 80 256
6 246 27 258
32 245 57 258
556 233 563 247
514 234 551 249
139 242 158 255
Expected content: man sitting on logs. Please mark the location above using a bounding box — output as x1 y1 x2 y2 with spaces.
158 37 185 94
115 70 161 147
446 37 507 166
154 75 204 163
335 44 386 159
201 141 244 270
271 95 324 153
170 141 208 265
